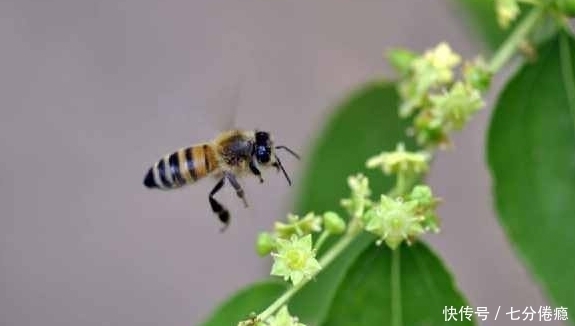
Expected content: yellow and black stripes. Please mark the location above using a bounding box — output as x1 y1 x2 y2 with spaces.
143 144 218 189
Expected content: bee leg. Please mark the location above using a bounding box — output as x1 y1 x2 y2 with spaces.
272 155 292 186
225 171 249 208
209 177 230 231
249 160 264 183
272 162 280 173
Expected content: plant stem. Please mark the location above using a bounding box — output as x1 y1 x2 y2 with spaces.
391 248 402 326
313 231 331 251
389 172 415 198
396 173 407 196
256 232 356 321
488 6 546 72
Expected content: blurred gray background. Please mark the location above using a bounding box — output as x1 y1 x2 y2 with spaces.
0 1 562 325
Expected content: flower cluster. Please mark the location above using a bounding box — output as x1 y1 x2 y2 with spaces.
246 143 442 325
256 211 346 286
342 145 440 249
388 43 489 148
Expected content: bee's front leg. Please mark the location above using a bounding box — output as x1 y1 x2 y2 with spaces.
249 160 264 183
272 162 280 174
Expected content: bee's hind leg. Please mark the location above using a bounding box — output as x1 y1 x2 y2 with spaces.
249 160 264 183
225 171 249 208
209 177 230 231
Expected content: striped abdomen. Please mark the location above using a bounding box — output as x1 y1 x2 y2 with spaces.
143 144 219 190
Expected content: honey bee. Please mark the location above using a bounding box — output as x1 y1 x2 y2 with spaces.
143 130 299 229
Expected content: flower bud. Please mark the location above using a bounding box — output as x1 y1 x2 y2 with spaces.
256 232 276 256
323 211 346 234
496 0 520 29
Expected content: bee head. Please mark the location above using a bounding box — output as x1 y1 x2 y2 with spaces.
254 131 272 164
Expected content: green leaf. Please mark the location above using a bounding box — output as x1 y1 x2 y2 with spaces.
200 281 287 326
322 242 475 326
487 32 575 319
289 81 417 324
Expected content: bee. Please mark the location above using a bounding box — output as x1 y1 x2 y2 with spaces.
143 130 299 229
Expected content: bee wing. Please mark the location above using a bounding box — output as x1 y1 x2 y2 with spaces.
196 73 244 135
217 74 244 132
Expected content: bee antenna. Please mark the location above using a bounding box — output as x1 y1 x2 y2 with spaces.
275 145 300 160
274 154 292 186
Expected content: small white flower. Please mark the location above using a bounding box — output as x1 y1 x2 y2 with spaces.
366 143 430 176
429 82 484 131
271 235 321 286
363 195 425 249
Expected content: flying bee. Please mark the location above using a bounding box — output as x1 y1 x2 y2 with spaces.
143 130 299 229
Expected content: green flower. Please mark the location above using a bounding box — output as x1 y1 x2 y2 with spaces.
274 213 322 239
397 60 438 117
414 81 483 148
495 0 520 29
423 42 461 78
429 82 484 132
271 234 321 285
363 195 425 249
366 143 430 176
265 306 306 326
408 185 435 209
340 174 372 218
463 57 492 91
397 42 461 117
407 185 441 233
